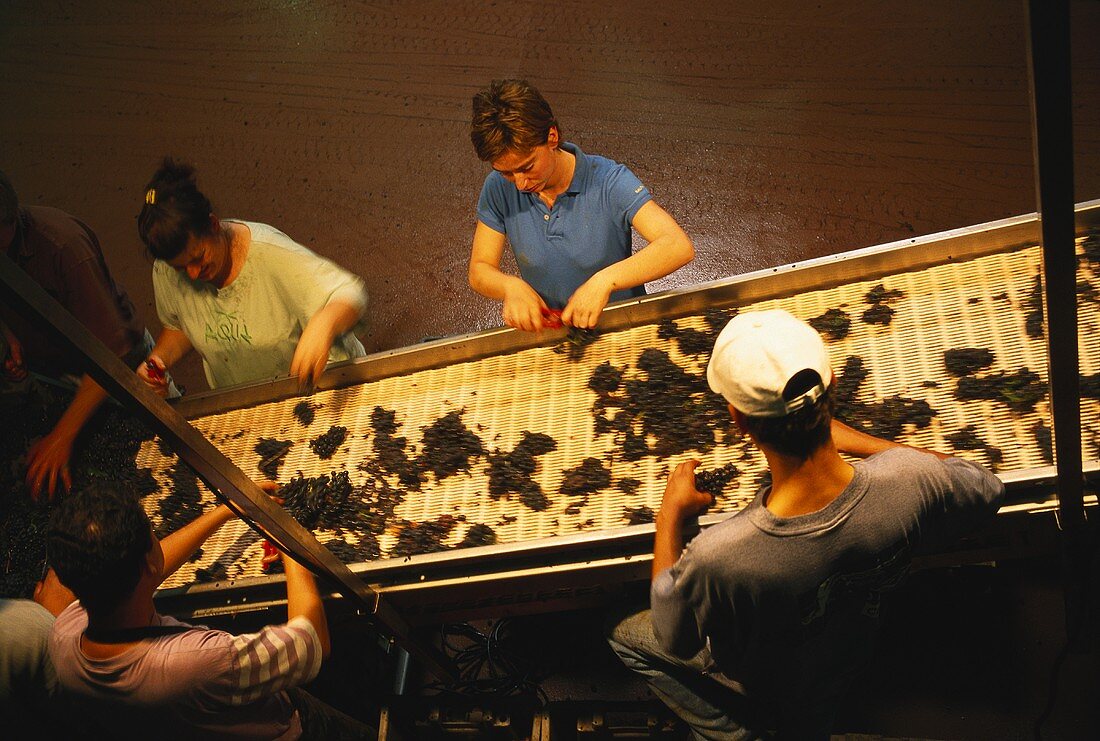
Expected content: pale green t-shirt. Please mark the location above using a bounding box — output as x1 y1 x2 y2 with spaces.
152 221 367 389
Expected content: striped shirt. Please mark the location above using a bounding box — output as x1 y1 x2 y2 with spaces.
48 602 322 740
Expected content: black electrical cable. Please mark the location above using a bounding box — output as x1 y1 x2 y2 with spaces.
1032 635 1071 740
1032 541 1094 740
423 620 548 704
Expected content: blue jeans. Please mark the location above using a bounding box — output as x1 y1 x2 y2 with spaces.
607 608 772 741
288 686 377 740
608 608 843 740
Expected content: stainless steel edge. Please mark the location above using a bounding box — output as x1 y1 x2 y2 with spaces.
146 200 1100 616
172 200 1100 419
155 463 1099 619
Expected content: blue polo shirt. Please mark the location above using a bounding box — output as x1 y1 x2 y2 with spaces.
476 142 652 310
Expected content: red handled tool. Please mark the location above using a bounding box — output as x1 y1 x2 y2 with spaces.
145 359 165 382
261 539 280 571
540 307 564 329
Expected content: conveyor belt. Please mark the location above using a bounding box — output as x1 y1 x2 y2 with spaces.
138 238 1099 590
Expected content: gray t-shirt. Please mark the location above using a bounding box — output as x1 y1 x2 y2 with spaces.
651 448 1004 701
0 598 57 717
153 221 368 389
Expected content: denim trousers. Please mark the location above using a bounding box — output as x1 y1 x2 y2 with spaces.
607 607 772 741
607 608 842 741
288 686 377 740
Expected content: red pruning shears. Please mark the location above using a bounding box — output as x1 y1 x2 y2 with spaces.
145 358 165 382
261 539 280 572
540 307 564 329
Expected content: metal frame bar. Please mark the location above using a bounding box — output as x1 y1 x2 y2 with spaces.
142 199 1100 618
0 254 456 682
1026 0 1085 531
172 200 1100 421
9 201 1097 623
157 497 1092 624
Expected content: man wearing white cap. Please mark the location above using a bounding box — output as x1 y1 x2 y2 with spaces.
609 309 1004 739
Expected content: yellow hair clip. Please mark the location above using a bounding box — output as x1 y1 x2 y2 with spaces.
145 189 156 205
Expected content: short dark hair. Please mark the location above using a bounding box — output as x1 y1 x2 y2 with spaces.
0 169 19 225
470 79 561 162
48 484 153 613
741 369 835 460
136 157 215 261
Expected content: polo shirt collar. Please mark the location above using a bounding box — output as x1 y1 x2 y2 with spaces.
561 141 590 196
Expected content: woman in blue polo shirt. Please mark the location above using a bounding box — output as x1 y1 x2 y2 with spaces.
468 79 694 332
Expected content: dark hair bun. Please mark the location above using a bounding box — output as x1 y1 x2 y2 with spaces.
137 157 215 261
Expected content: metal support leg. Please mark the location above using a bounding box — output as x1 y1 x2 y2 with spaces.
1025 0 1094 658
391 644 412 695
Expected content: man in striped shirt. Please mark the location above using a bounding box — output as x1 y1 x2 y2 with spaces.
46 484 374 740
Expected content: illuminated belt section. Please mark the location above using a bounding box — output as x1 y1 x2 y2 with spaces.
142 203 1100 615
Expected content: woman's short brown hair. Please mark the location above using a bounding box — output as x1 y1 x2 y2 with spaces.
470 79 561 162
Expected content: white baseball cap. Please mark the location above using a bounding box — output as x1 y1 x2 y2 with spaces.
706 309 833 417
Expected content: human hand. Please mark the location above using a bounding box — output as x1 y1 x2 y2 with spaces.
261 539 283 570
2 332 27 382
33 567 76 617
562 274 612 329
502 278 551 333
256 479 284 504
136 355 170 397
255 481 288 571
26 429 75 500
290 319 335 392
659 460 714 521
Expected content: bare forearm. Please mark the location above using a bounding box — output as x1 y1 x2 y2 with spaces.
469 260 521 301
150 327 193 367
831 419 950 460
468 221 513 301
284 558 330 657
651 460 712 581
310 299 361 339
50 375 109 443
595 232 693 294
159 504 235 580
652 511 687 581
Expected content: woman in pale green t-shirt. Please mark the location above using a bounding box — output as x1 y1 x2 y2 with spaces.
134 158 367 393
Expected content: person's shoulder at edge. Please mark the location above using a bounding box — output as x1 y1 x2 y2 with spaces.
233 220 338 263
666 501 760 576
48 599 86 642
150 256 188 294
477 169 514 208
860 444 986 470
857 445 1005 502
573 145 637 179
580 149 650 207
230 220 289 248
0 597 55 630
480 168 509 187
19 205 99 256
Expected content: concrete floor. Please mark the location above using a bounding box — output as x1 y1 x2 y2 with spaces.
2 1 1099 738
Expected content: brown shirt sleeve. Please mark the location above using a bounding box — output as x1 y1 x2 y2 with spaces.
55 233 137 359
4 206 143 374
